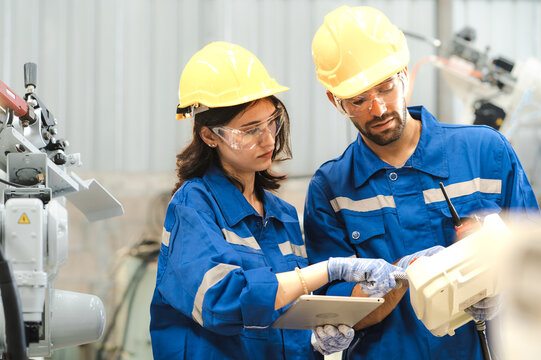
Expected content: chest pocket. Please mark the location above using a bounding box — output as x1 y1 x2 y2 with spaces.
430 196 502 247
236 249 269 270
221 227 269 270
342 213 393 260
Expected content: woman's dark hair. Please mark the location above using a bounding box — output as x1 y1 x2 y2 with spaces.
172 96 292 195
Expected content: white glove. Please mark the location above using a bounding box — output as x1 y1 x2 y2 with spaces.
465 295 502 321
311 324 354 355
327 257 405 296
396 245 445 270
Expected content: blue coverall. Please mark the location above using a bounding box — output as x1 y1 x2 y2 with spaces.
304 106 539 360
150 166 316 359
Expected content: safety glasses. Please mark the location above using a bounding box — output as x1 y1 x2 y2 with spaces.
211 106 285 150
334 73 404 116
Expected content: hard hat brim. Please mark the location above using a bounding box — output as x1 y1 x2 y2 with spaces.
181 84 289 109
321 47 409 99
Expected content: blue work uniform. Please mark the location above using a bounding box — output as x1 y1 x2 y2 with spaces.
304 106 539 360
150 166 317 360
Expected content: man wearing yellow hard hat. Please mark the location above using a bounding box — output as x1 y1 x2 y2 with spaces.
304 5 538 360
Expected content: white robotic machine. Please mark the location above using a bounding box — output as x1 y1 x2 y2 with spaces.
0 63 123 358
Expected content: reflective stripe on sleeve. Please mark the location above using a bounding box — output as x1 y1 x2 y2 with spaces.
192 263 241 326
423 178 502 204
278 241 308 259
330 195 396 213
221 228 261 250
161 227 170 246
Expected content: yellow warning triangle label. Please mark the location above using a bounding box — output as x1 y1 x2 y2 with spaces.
18 213 30 224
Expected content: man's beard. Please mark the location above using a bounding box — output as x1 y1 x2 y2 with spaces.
353 103 408 146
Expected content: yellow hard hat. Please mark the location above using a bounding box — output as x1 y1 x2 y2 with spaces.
177 42 288 119
312 6 409 99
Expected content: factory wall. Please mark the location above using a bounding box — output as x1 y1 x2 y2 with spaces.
2 0 539 176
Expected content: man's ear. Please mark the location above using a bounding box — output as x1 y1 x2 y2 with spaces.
326 90 348 116
326 90 337 107
199 126 219 147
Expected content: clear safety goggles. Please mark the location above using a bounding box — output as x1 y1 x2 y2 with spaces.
211 106 285 150
334 73 404 116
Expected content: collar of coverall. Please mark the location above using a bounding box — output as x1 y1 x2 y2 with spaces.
203 165 298 226
352 106 450 188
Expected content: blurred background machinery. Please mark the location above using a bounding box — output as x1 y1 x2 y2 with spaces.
407 26 541 195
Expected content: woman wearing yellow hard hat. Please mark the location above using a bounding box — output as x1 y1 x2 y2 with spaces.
149 41 404 359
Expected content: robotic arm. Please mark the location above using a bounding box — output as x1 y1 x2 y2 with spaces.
0 63 124 358
407 27 541 190
432 27 541 135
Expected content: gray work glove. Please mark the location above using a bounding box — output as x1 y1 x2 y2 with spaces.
396 245 445 270
465 294 502 321
311 324 354 355
327 257 405 296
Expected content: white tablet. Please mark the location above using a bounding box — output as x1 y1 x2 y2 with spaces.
271 295 384 330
